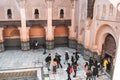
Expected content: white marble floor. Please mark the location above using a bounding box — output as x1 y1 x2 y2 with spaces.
0 47 111 80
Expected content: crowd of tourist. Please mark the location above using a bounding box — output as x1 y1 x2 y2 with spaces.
84 56 111 80
45 49 79 80
44 49 111 80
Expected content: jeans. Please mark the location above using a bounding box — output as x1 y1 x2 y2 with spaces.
92 76 96 80
46 61 50 70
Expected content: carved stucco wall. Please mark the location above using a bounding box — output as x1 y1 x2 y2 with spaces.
52 0 71 19
0 0 71 20
75 0 87 44
94 0 120 21
0 0 21 20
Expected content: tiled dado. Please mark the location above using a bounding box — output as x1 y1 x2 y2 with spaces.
0 70 37 79
21 41 30 50
68 39 77 49
0 43 4 52
46 40 54 50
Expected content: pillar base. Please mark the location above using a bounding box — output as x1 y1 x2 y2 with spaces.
77 43 84 56
84 48 93 61
46 40 54 50
0 43 4 52
68 39 77 49
21 41 30 50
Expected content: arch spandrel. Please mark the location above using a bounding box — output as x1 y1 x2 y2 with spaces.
94 24 117 55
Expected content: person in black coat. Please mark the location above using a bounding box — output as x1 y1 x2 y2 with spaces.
55 53 62 68
92 65 98 80
89 57 94 69
43 43 46 54
71 53 76 65
73 62 78 77
45 53 51 71
75 52 79 63
64 51 69 64
86 68 92 80
66 63 72 80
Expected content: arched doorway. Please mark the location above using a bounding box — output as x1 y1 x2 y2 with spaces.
102 34 116 74
29 26 45 49
3 26 21 50
54 26 68 47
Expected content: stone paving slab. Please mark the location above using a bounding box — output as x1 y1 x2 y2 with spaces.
0 47 110 80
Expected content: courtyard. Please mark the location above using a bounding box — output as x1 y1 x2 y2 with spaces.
0 47 110 80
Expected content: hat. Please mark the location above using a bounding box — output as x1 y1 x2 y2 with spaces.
65 51 68 52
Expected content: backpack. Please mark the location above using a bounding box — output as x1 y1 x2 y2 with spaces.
69 67 73 74
86 71 92 77
45 57 48 62
76 55 79 60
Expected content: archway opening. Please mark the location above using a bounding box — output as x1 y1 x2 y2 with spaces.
54 26 68 47
3 26 21 50
101 34 116 74
29 26 45 49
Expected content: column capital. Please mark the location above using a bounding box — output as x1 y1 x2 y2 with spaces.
70 0 77 8
16 0 26 8
45 0 54 7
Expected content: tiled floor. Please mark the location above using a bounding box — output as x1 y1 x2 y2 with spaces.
0 47 111 80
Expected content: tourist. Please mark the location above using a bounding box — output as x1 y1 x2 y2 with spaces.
103 58 108 73
75 51 79 63
89 57 94 69
71 53 76 65
92 65 98 80
33 40 39 49
107 57 111 72
86 68 92 80
73 62 78 77
84 62 89 72
43 42 46 54
52 58 57 74
64 51 69 64
45 53 51 71
55 53 63 68
66 63 72 80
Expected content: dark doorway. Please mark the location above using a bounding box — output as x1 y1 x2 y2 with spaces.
3 27 21 50
102 34 116 75
104 53 112 73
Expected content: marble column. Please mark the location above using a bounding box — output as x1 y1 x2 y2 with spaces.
84 29 90 48
0 28 4 52
17 0 30 50
69 0 77 49
83 18 93 60
45 0 54 49
112 37 120 80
